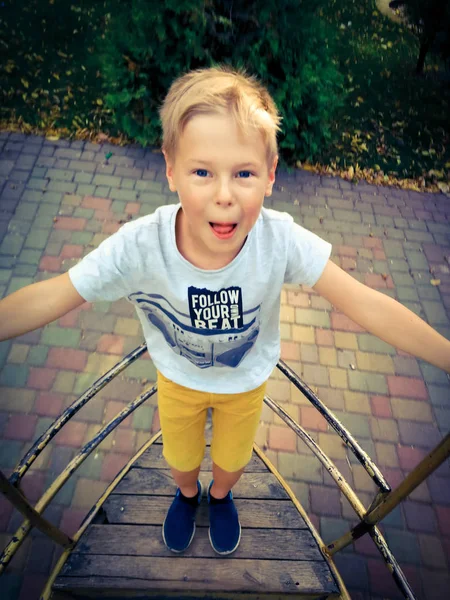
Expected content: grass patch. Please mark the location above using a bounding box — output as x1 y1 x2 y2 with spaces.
322 0 450 180
0 1 116 137
1 0 449 184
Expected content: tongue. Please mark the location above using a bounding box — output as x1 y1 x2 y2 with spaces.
212 223 234 234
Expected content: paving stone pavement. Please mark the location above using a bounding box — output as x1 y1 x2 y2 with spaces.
0 131 449 600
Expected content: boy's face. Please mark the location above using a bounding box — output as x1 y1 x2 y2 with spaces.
164 111 277 269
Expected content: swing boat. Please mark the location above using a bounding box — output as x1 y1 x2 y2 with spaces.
1 344 448 599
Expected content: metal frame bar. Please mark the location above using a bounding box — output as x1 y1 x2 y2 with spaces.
327 433 450 553
9 343 147 486
0 470 71 547
264 394 417 600
252 442 351 600
277 359 390 494
0 384 157 574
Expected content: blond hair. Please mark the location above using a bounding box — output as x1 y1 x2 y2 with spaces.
159 65 281 165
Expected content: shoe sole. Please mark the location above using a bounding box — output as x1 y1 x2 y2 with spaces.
208 522 241 556
162 480 203 553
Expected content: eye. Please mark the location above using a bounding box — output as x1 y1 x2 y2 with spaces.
237 171 253 178
194 169 209 177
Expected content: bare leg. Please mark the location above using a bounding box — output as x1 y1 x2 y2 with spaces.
171 465 201 498
210 462 245 499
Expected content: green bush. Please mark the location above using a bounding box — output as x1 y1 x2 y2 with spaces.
97 0 345 163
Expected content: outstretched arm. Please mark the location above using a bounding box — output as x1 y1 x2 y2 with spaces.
0 272 86 342
313 260 450 373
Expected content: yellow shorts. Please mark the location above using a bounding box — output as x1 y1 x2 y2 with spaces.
157 371 267 473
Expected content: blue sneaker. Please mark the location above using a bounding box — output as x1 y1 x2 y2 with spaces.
162 480 203 553
207 480 241 555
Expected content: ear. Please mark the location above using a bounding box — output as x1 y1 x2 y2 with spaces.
163 151 177 192
264 155 278 197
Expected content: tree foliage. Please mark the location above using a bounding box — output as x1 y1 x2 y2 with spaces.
390 0 450 73
97 0 344 163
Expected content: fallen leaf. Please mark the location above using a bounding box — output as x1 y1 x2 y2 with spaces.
46 135 60 141
428 170 444 178
430 279 441 286
437 182 449 194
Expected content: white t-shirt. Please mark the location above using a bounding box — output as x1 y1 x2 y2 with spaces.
69 204 331 393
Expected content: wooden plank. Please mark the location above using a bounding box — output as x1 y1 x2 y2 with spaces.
114 469 290 500
52 581 338 600
75 524 323 561
134 444 268 472
55 555 338 596
103 495 308 529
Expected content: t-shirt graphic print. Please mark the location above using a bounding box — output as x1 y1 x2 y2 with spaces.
128 285 260 369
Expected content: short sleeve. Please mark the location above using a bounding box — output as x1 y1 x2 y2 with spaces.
68 224 136 302
284 222 332 287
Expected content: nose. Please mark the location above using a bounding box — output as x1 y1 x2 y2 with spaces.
214 178 234 206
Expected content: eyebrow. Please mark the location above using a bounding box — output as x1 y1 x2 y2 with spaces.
187 159 260 169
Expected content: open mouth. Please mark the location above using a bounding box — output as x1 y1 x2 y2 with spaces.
209 222 238 240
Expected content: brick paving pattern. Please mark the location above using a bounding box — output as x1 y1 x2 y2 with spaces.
0 131 449 600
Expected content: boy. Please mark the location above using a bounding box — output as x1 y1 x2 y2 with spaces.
0 66 449 557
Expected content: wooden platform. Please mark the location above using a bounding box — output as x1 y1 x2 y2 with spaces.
52 439 340 599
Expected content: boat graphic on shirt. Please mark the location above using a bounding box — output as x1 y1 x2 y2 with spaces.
128 285 260 369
